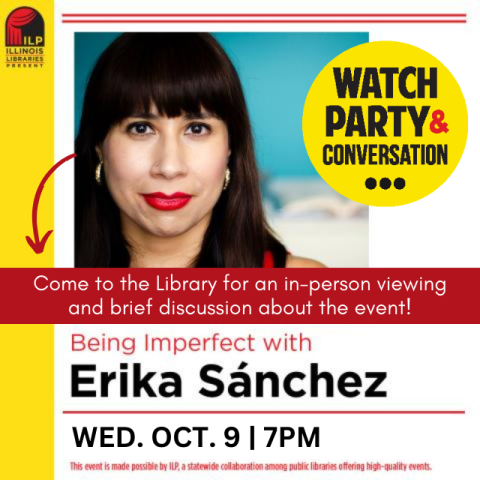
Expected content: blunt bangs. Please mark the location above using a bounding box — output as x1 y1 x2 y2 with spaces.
87 33 238 141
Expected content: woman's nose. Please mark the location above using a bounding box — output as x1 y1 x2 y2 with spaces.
150 135 188 179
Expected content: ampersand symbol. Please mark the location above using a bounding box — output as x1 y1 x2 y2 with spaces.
430 109 449 134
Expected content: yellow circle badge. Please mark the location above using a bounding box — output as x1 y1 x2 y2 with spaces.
303 41 468 207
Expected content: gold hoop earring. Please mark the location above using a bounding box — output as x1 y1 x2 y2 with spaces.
223 167 231 191
95 161 103 186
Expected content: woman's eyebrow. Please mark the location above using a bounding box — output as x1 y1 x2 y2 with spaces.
129 112 159 120
127 111 217 120
184 111 217 120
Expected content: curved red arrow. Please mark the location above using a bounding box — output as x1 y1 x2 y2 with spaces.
26 153 77 254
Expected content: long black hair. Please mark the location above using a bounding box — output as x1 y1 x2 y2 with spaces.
75 33 287 267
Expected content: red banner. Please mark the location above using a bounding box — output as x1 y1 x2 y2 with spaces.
1 268 477 323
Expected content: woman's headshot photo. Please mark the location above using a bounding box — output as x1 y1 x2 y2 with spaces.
75 32 369 268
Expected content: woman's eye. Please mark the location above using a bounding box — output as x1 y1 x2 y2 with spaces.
126 122 154 135
186 123 211 136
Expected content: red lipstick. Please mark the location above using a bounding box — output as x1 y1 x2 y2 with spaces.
142 192 192 211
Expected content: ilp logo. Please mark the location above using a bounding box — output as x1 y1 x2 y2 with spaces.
6 7 44 46
5 7 45 68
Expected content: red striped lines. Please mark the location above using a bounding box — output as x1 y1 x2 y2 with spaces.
61 13 467 24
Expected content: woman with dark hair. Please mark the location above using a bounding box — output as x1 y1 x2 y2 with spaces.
75 32 324 268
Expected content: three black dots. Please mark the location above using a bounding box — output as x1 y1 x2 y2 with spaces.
366 177 405 191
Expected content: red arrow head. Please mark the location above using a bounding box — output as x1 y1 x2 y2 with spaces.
26 230 53 254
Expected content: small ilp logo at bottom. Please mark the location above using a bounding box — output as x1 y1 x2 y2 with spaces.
5 7 45 68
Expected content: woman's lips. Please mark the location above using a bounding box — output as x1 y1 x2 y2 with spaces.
142 192 192 211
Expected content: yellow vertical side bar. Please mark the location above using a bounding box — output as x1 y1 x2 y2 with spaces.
0 0 54 267
0 325 54 479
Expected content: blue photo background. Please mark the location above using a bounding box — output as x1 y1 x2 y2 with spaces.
75 32 368 177
74 32 369 266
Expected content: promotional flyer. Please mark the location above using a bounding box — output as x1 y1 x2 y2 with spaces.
1 1 479 479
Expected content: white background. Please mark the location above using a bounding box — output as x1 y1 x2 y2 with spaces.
54 1 480 478
56 324 480 479
55 0 480 268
